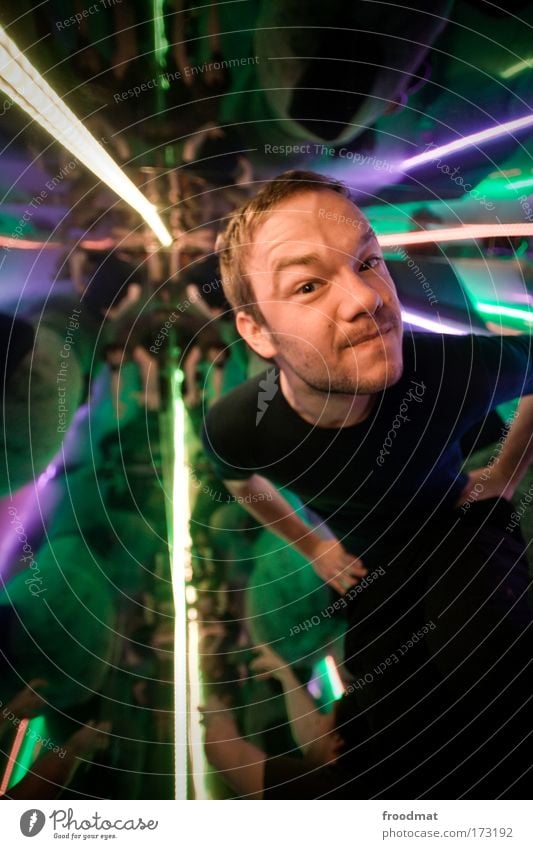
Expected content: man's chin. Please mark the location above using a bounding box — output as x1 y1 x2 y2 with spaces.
311 366 402 395
375 361 404 392
351 367 403 395
338 343 404 393
277 332 404 395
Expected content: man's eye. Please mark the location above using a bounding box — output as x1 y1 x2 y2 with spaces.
297 280 320 294
359 255 382 272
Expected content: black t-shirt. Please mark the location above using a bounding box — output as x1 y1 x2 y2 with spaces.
202 332 533 564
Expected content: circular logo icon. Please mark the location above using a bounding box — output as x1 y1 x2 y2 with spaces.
20 810 46 837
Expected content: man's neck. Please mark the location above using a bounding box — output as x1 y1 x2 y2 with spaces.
279 369 376 428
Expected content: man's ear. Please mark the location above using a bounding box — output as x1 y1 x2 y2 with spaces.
235 310 277 360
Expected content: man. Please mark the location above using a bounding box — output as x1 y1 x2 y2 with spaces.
202 171 533 797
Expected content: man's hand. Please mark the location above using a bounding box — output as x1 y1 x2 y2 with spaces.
455 467 516 508
222 475 366 593
249 644 289 682
457 395 533 509
308 538 367 595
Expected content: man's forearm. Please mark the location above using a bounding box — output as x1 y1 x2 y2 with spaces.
5 747 80 799
496 395 533 491
204 717 264 799
277 667 333 752
183 347 201 385
107 284 141 320
224 475 323 558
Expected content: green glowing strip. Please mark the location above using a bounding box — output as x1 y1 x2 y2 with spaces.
187 615 209 799
505 177 533 191
313 656 344 705
500 58 533 79
153 0 170 88
476 302 533 323
8 716 47 789
324 656 345 701
171 367 189 799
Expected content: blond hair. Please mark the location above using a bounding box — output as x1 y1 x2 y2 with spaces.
217 170 351 323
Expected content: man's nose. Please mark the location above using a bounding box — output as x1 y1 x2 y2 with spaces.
334 267 384 322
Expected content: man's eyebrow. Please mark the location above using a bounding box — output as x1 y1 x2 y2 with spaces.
271 253 321 294
273 253 320 278
270 227 378 290
273 228 376 271
359 226 378 247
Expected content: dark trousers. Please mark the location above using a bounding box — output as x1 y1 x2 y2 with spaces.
341 498 532 798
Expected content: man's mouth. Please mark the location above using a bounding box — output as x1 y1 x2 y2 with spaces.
342 321 397 348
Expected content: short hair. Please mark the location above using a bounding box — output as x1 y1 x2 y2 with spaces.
217 170 352 323
103 343 126 360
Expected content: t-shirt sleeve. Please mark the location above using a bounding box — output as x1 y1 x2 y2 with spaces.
201 404 256 481
456 334 533 425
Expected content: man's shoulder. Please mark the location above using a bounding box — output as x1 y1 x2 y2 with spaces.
403 330 531 363
403 329 469 354
402 330 492 372
203 368 274 445
400 332 532 408
201 370 275 476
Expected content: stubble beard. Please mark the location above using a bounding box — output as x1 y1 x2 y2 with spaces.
272 336 404 396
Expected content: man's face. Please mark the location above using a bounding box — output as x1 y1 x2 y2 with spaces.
240 189 403 394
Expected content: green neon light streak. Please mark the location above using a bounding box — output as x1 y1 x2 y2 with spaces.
500 58 533 79
476 302 533 323
153 0 170 88
505 177 533 191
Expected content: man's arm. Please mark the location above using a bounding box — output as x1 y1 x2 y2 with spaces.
183 346 203 408
132 346 160 411
201 698 265 799
224 475 367 594
68 249 87 295
458 395 533 504
106 282 142 320
251 645 334 753
4 720 110 800
494 395 533 495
